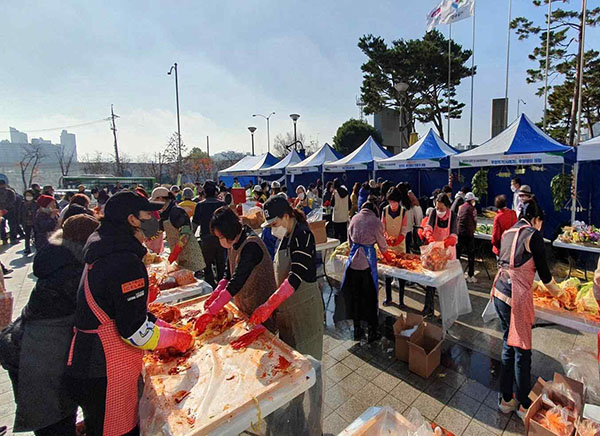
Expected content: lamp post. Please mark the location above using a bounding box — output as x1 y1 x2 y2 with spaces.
394 82 409 151
517 99 526 119
248 126 257 156
289 113 300 151
167 63 182 177
253 112 275 154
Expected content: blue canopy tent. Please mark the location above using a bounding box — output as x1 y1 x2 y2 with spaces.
286 143 342 192
323 136 391 188
218 153 279 187
449 114 574 238
575 136 600 226
375 129 459 198
257 149 304 183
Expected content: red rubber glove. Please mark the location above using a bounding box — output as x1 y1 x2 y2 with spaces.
255 202 263 208
204 279 229 310
382 251 394 264
230 325 267 350
194 313 214 334
427 236 435 244
444 235 457 248
249 279 294 326
393 235 405 247
148 283 159 303
168 244 183 264
156 327 194 353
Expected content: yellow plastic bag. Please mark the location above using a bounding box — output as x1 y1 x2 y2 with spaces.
575 283 599 315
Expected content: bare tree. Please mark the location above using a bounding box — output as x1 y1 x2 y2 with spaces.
138 153 167 184
213 150 248 173
19 144 46 190
55 144 76 177
162 132 187 179
79 152 113 175
272 131 318 157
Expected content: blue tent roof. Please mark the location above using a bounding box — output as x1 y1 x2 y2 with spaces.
376 129 458 170
259 149 304 175
287 143 342 174
218 153 279 176
324 136 391 172
450 114 573 168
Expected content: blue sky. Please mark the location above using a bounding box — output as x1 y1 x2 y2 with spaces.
1 1 598 159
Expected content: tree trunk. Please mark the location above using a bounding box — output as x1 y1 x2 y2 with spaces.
568 17 585 146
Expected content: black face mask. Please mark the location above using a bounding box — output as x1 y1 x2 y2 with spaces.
139 216 159 238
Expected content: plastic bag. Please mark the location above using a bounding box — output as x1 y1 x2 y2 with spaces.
541 381 582 415
482 299 499 323
532 405 574 436
406 407 434 436
169 268 196 287
559 347 600 405
578 419 600 436
576 283 599 316
0 292 13 330
420 242 450 271
306 207 323 224
241 206 265 229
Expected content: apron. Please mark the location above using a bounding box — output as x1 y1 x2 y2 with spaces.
341 243 378 290
67 265 143 436
384 207 406 253
274 221 324 360
491 225 537 350
432 212 456 260
164 219 205 272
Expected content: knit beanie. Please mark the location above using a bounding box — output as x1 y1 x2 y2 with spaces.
62 214 100 243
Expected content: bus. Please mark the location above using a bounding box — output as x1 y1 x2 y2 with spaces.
60 175 156 192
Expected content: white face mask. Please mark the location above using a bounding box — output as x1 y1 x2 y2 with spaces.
298 192 306 200
436 210 446 218
272 225 288 240
511 185 518 193
25 196 33 201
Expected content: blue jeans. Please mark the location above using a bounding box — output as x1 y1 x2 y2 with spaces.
494 297 532 408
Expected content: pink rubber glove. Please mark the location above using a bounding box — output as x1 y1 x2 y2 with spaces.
155 318 172 328
194 313 214 334
156 327 194 353
204 279 229 310
205 289 233 315
249 279 294 326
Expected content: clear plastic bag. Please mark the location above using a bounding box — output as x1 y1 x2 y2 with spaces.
578 419 600 436
406 407 434 436
532 405 574 436
420 242 450 272
559 347 600 405
306 207 323 223
541 380 583 415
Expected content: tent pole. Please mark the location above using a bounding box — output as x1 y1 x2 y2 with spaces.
469 5 476 147
447 23 452 142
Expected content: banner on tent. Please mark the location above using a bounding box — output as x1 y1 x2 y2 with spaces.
376 159 441 170
324 164 368 172
451 152 565 168
287 166 318 175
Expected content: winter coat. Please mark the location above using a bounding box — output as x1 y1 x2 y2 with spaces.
33 210 58 250
21 201 37 227
0 186 16 211
347 208 388 270
357 187 370 211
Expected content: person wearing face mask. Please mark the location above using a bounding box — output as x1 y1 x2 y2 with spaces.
493 200 562 419
457 192 479 283
152 187 205 275
294 185 311 215
422 193 458 316
33 195 59 251
199 206 277 330
21 189 37 255
134 188 164 255
511 177 522 212
382 187 409 308
65 190 194 436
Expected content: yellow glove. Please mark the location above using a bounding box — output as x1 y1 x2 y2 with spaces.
545 279 563 298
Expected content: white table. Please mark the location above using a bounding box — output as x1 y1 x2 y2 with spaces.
330 256 472 333
534 306 600 335
316 237 341 252
315 238 341 309
153 280 212 304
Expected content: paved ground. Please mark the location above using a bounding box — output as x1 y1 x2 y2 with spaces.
0 239 595 435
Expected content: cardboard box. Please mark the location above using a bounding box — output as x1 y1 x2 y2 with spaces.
526 394 577 436
309 220 328 245
529 374 584 416
408 322 443 378
393 313 423 362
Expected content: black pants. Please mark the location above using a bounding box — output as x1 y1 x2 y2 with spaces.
23 225 33 252
424 286 436 312
332 222 347 243
3 211 19 242
494 297 532 408
65 376 139 436
385 277 406 305
336 267 378 330
458 235 475 277
7 370 77 436
200 234 226 289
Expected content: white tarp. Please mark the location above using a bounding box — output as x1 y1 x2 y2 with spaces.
578 136 600 162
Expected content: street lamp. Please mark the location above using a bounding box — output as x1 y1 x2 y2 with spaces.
248 126 257 156
394 82 409 151
253 112 275 154
517 99 526 119
289 114 301 151
167 62 182 178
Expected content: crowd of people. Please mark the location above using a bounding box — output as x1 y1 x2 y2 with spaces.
0 172 579 434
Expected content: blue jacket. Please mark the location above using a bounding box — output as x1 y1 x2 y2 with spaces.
357 188 370 211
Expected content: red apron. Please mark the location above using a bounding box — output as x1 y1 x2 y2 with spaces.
67 265 144 436
492 225 537 350
432 212 456 260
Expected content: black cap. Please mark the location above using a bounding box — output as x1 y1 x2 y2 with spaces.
203 180 218 196
262 195 290 227
103 190 163 224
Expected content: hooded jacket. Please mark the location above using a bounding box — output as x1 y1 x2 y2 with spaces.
66 219 155 378
33 210 58 250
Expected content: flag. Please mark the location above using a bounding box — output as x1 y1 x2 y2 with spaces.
441 0 475 25
426 1 445 32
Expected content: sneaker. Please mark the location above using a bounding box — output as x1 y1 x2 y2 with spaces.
516 405 529 421
498 396 518 414
467 276 478 283
382 299 392 307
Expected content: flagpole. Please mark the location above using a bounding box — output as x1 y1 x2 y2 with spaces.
504 0 512 128
447 23 452 143
469 1 476 147
542 0 552 131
